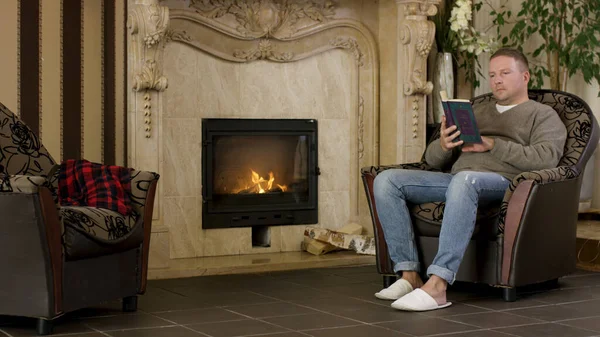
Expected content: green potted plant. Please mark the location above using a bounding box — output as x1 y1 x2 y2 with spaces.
487 0 600 95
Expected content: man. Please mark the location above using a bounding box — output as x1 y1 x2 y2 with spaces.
372 48 567 311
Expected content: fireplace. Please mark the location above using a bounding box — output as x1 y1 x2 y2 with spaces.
202 119 319 229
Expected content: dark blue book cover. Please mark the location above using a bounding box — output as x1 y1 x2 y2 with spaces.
448 101 482 143
441 100 455 127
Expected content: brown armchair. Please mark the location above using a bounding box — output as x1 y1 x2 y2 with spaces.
0 102 159 335
362 90 599 302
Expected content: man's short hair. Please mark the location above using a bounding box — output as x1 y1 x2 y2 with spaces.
491 48 529 72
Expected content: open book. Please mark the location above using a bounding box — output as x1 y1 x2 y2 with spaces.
440 91 482 143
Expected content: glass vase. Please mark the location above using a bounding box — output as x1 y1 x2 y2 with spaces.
432 52 455 124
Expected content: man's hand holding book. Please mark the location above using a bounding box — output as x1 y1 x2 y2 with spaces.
440 115 463 152
461 136 495 152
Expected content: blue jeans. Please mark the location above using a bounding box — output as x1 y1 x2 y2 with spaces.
373 169 509 284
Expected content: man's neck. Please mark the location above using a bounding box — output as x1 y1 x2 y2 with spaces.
497 95 529 106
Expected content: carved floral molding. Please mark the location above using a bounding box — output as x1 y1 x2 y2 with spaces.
396 0 439 144
189 0 336 38
165 28 192 43
233 39 294 61
358 96 365 159
129 0 170 138
398 0 437 96
411 97 420 138
402 0 438 16
133 60 168 92
330 37 364 67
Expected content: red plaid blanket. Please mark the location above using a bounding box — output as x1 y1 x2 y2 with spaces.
58 159 132 216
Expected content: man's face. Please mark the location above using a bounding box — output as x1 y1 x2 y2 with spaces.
488 55 530 105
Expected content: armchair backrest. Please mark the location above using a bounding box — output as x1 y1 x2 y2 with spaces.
472 89 599 176
0 103 56 177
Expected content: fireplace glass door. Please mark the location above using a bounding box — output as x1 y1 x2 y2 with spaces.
202 119 318 229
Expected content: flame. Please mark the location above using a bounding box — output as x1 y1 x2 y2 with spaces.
246 169 287 194
251 169 266 193
266 172 274 190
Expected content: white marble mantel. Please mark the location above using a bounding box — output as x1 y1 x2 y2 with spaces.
127 0 439 267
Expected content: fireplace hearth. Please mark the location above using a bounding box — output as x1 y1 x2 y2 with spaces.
202 119 319 229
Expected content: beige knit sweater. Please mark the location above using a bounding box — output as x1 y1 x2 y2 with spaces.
424 99 567 180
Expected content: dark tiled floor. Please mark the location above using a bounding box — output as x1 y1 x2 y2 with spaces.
2 266 600 336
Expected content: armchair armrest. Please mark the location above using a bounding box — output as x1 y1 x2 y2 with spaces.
0 184 63 317
127 170 160 294
129 170 160 216
0 174 49 194
497 166 578 233
361 161 436 275
361 161 436 179
499 166 580 286
508 166 578 188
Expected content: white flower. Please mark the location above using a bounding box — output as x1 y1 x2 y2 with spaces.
446 0 496 56
449 0 473 32
450 21 462 32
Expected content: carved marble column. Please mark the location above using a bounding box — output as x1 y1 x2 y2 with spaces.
396 0 438 163
128 0 169 221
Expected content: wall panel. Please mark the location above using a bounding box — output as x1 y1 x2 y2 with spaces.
0 2 18 112
41 0 62 159
0 1 127 164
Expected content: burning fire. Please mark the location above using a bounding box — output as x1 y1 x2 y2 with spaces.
246 169 287 194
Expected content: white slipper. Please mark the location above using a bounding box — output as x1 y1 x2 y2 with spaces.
374 278 413 300
391 289 452 311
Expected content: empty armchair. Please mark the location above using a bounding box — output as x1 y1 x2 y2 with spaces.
0 102 160 335
362 90 599 301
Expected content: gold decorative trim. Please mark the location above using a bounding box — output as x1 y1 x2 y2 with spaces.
101 0 105 163
190 0 336 39
80 0 85 156
60 0 64 160
39 0 43 140
233 39 293 62
330 37 364 67
16 0 21 118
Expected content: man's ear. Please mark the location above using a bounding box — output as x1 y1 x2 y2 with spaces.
523 70 530 84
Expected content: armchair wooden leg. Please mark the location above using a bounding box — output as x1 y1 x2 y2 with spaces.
502 287 517 302
123 295 138 312
383 275 397 288
36 318 53 335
